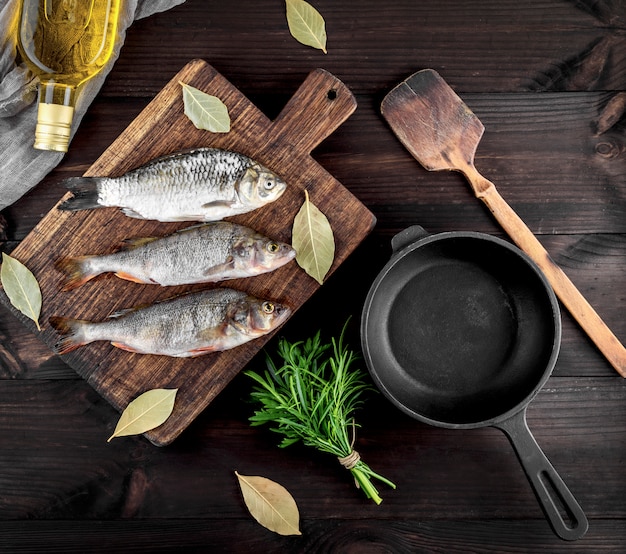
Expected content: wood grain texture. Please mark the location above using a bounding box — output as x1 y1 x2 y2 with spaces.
4 519 626 553
100 0 626 96
0 377 623 519
0 60 375 446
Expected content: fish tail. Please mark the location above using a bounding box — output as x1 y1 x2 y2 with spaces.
58 177 103 211
49 316 90 355
55 256 98 291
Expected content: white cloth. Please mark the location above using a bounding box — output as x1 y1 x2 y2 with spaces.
0 0 186 210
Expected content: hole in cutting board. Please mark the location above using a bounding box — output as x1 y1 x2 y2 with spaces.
327 89 337 100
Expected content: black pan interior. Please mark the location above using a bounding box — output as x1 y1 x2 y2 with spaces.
362 234 560 427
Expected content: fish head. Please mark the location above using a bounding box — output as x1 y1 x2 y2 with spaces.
237 163 287 208
232 295 292 336
239 238 296 273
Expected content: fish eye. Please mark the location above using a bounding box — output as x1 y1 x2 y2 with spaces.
267 242 279 253
264 180 275 190
262 301 275 314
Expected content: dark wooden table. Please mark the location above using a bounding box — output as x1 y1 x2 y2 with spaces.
1 0 625 551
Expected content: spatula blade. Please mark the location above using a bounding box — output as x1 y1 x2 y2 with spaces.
381 69 484 173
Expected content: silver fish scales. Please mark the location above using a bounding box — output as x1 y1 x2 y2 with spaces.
58 148 287 222
49 288 291 357
56 221 296 290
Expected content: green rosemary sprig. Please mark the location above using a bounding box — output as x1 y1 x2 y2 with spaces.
245 322 395 504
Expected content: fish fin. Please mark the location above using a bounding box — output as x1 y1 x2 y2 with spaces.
121 208 147 220
177 223 210 231
114 271 152 285
111 341 144 353
49 316 88 355
201 201 234 209
169 223 211 234
108 292 195 321
107 299 156 318
121 236 159 248
58 177 103 211
203 257 235 279
108 307 140 319
122 225 203 248
141 147 209 166
162 215 206 222
188 345 218 356
55 257 97 291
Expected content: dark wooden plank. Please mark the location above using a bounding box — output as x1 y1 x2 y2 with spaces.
102 0 625 96
0 380 131 518
0 308 72 379
0 377 623 521
3 519 626 553
340 92 625 235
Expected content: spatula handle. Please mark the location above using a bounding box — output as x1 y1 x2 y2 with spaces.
466 167 626 377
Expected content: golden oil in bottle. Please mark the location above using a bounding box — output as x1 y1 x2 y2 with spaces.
17 0 122 152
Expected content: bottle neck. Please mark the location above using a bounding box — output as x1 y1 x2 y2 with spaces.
34 81 77 153
39 81 77 107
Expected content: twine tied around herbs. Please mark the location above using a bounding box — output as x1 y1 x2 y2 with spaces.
338 449 361 470
337 419 361 487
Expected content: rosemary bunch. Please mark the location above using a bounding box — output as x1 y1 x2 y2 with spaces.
245 323 395 504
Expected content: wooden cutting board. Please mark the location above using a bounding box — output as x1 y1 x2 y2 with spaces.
1 60 375 446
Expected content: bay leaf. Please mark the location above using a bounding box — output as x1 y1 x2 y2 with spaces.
180 81 230 133
285 0 327 53
0 252 42 330
235 472 302 536
108 388 178 442
292 190 335 285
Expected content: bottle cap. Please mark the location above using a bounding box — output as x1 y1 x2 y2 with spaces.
34 103 74 152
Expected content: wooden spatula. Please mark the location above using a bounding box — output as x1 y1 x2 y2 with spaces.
381 69 626 377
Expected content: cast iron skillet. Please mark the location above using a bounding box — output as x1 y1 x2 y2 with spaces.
361 226 588 541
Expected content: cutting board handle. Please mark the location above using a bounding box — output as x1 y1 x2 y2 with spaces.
271 69 357 154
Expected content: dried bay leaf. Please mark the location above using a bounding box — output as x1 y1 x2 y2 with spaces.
180 81 230 133
1 253 42 330
292 190 335 284
285 0 327 53
108 388 178 442
235 472 302 536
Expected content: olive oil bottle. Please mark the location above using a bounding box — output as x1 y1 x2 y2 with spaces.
16 0 122 152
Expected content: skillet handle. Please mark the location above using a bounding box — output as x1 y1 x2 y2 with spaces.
391 225 429 253
496 411 588 541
